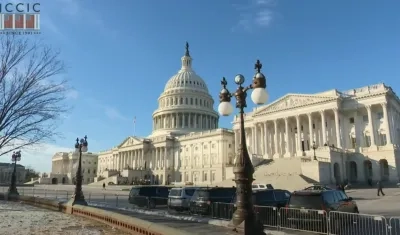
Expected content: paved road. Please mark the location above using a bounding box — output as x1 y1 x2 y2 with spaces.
3 185 400 216
0 200 130 235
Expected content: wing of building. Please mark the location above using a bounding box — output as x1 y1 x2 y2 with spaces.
229 83 400 187
95 43 235 186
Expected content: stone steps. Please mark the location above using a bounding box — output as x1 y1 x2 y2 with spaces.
218 158 313 191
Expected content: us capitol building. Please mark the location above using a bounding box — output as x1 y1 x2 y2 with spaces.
95 43 400 186
96 44 236 185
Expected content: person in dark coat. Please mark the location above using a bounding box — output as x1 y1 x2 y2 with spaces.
377 180 385 196
102 182 106 190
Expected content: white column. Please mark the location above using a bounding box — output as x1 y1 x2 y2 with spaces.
320 111 327 145
254 125 258 154
251 127 255 153
264 122 268 157
273 120 279 158
308 113 314 146
382 102 392 145
365 106 375 147
296 115 302 154
284 117 290 157
334 108 341 148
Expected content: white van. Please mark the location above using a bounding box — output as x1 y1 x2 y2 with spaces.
168 187 201 211
252 184 274 191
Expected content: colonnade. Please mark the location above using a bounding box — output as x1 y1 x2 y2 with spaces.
234 103 393 158
153 113 218 130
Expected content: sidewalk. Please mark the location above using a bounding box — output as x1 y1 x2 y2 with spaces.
0 201 129 235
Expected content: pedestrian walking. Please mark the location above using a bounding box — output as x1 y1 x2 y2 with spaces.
377 180 385 196
102 182 106 190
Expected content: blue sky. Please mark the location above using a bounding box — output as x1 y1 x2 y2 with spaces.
1 0 399 173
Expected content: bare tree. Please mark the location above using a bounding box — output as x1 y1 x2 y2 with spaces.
0 36 68 156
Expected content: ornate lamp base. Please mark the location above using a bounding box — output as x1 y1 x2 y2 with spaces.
66 193 88 206
7 189 19 201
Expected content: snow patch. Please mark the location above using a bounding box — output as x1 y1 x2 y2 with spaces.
88 202 212 223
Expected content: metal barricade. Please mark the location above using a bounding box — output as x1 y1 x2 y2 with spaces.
254 205 279 228
328 211 388 235
211 202 235 220
388 217 400 235
279 207 328 234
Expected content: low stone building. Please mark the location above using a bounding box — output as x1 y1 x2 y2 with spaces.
0 162 26 184
49 151 99 185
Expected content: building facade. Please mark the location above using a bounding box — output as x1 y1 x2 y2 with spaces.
50 151 99 184
233 84 400 184
0 163 26 184
97 44 235 185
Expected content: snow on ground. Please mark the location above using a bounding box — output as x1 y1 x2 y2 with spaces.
0 201 130 235
88 202 212 223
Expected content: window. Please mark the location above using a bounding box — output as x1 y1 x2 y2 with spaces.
301 125 303 131
349 117 355 124
351 137 356 148
228 144 231 148
211 171 216 181
364 135 371 147
312 124 315 129
363 115 369 122
325 122 327 127
203 172 208 181
88 169 90 173
379 134 387 145
377 112 384 119
322 192 335 204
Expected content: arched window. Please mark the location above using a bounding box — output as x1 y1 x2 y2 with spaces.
180 98 183 104
190 98 193 105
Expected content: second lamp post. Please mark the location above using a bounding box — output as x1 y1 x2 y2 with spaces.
8 150 22 199
218 60 268 235
68 136 89 206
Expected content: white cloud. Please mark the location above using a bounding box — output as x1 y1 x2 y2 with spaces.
0 142 71 173
53 0 118 38
232 0 278 32
85 98 128 121
66 89 79 100
104 106 129 121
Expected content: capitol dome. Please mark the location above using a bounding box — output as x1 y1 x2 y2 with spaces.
151 42 219 137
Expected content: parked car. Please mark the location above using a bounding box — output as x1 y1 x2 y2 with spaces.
168 187 201 211
189 187 236 215
284 189 358 233
231 189 290 226
128 186 171 208
304 185 333 191
252 184 274 191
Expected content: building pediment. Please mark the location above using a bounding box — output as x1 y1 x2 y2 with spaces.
254 94 338 115
118 136 143 148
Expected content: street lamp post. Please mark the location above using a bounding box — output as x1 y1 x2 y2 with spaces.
218 60 268 235
68 136 89 206
8 150 22 199
312 141 318 161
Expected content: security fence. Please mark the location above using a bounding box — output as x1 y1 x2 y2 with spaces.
211 202 397 235
5 186 400 235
